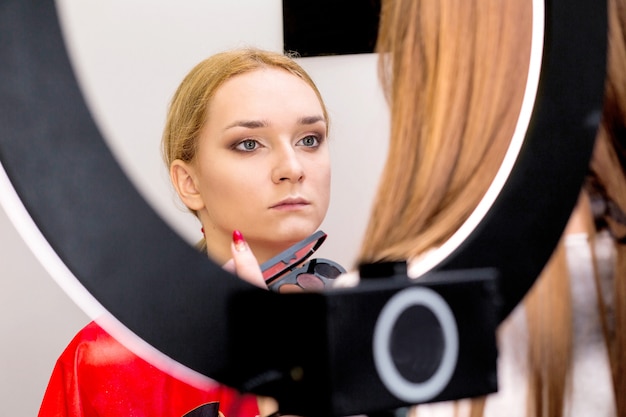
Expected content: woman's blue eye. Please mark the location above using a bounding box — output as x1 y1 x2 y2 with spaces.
299 135 320 147
235 139 258 151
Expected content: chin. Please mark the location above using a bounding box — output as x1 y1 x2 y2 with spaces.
276 223 320 245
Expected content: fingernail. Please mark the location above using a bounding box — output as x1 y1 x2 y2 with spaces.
233 230 246 252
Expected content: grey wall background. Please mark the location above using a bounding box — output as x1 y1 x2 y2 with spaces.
0 1 389 416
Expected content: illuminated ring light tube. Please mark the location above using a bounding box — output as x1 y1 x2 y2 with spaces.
373 287 459 403
0 0 607 399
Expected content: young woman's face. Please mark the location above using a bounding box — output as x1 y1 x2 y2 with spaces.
187 68 331 263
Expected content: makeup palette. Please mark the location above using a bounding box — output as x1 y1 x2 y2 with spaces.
260 230 346 293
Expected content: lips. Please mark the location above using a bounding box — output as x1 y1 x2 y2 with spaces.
270 197 310 209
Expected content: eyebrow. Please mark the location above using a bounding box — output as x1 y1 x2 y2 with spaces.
224 119 268 130
298 115 326 126
224 115 326 131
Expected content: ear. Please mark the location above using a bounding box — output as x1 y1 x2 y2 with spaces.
170 159 205 212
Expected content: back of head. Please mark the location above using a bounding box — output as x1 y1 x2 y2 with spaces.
359 0 533 263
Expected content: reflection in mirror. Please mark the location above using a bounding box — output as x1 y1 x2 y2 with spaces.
54 0 389 269
54 0 541 275
162 50 335 270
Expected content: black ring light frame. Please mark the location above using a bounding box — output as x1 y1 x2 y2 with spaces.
0 0 607 416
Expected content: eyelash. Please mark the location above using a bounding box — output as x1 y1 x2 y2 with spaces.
297 134 322 148
233 139 259 152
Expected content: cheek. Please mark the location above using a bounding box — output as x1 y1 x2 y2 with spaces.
199 161 263 212
323 170 332 210
204 167 263 205
311 161 332 210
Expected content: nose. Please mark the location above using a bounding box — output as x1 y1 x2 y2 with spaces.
271 147 305 184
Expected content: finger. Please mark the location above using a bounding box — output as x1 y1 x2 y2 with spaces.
256 396 279 417
231 230 267 289
222 258 236 274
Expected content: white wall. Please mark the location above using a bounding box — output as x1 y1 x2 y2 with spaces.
0 1 389 415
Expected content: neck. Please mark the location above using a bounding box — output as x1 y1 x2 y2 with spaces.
246 241 291 265
203 233 232 266
203 234 289 267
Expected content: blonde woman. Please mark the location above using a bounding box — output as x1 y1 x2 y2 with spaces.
38 48 333 417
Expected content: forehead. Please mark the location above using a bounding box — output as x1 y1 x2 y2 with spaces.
207 67 324 121
220 66 309 92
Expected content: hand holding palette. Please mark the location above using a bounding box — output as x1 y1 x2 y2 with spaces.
260 230 346 293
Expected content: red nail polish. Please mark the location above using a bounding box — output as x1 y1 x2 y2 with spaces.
233 230 246 251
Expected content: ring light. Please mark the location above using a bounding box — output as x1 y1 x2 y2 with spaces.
0 0 607 415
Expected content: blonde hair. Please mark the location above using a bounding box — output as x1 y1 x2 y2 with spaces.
363 0 626 416
162 48 328 169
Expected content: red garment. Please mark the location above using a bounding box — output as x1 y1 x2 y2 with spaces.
38 321 259 417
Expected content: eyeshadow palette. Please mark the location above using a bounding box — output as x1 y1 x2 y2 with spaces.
260 230 346 292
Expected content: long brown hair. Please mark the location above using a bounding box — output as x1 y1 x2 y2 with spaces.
359 0 532 263
361 0 626 415
523 0 626 414
588 0 626 410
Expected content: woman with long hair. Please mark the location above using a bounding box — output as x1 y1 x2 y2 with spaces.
357 0 626 416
